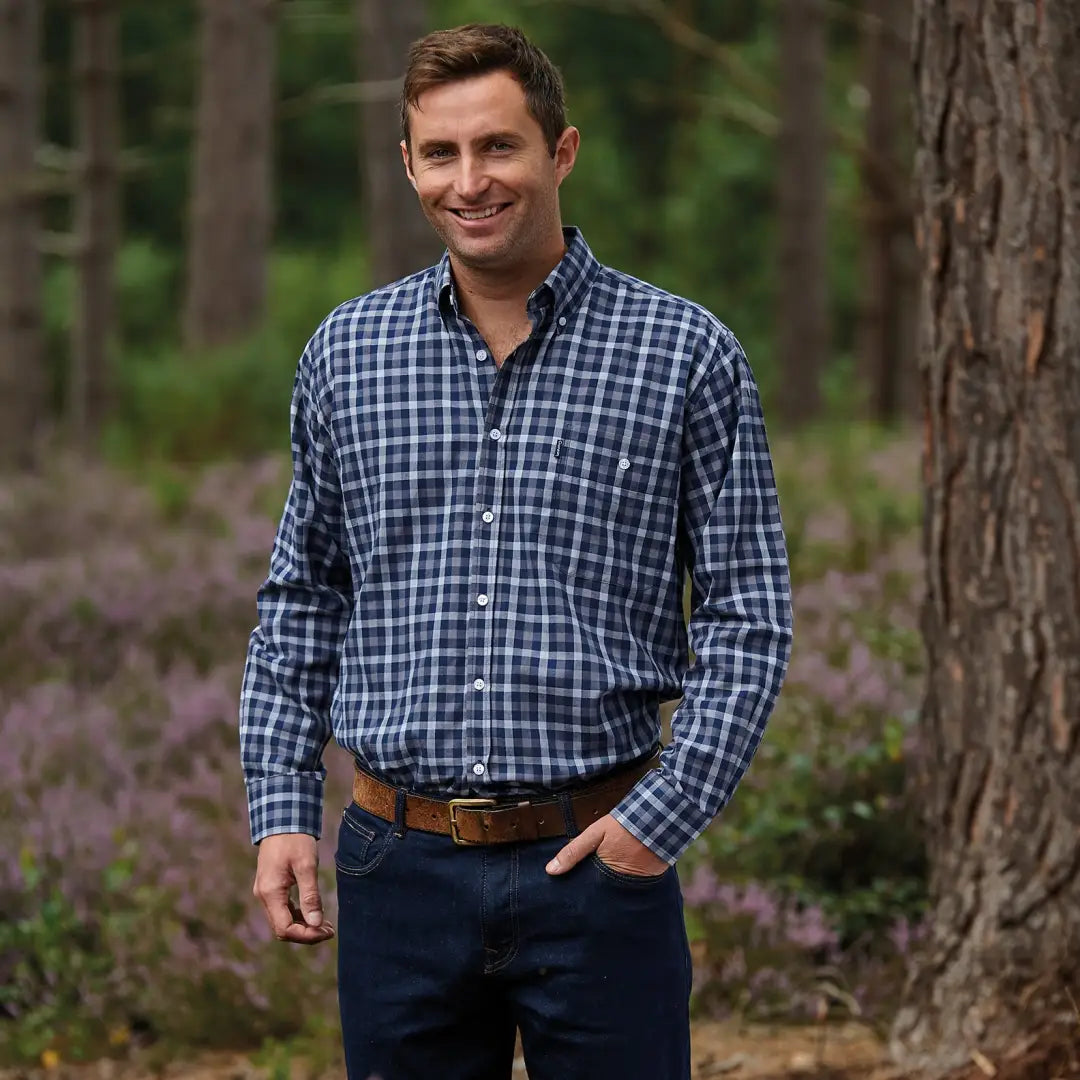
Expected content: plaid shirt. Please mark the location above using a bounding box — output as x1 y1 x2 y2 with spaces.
239 228 791 862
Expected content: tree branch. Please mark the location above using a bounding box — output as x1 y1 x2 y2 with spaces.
279 77 403 119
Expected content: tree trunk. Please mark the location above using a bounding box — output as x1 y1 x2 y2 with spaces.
356 0 441 287
71 0 120 446
856 0 919 426
183 0 275 350
776 0 828 427
893 1 1080 1071
0 0 45 469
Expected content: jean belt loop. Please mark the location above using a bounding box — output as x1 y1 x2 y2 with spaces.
557 791 578 839
393 787 408 838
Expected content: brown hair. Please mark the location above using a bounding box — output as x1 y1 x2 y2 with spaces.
401 24 567 156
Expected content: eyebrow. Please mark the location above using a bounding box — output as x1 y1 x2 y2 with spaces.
416 131 522 155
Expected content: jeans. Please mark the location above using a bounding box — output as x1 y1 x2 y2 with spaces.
335 791 693 1080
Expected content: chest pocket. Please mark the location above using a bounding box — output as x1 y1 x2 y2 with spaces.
542 422 678 589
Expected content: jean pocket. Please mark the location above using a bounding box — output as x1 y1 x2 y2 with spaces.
589 852 672 888
335 803 395 877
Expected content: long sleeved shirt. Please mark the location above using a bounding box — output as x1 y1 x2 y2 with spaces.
239 227 792 863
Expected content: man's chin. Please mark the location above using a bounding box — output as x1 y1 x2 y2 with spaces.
447 237 515 270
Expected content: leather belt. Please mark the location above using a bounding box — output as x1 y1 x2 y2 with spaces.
351 750 661 846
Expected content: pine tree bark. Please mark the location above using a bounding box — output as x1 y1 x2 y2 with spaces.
356 0 441 287
0 0 45 469
893 0 1080 1070
184 0 275 349
776 0 828 427
72 0 120 446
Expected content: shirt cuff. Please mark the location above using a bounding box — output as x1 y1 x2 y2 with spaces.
609 766 713 864
246 771 325 844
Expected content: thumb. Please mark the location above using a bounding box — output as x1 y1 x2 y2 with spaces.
546 820 604 875
295 859 324 928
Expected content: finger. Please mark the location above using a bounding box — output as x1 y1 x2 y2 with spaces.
279 921 336 944
546 819 605 875
293 856 324 928
284 900 336 944
259 880 298 941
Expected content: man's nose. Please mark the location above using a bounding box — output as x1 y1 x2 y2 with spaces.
453 155 490 201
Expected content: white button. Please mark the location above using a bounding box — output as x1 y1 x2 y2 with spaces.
476 349 487 361
489 428 501 440
618 457 631 470
473 678 485 690
558 316 567 327
472 762 486 776
482 510 494 523
477 594 489 606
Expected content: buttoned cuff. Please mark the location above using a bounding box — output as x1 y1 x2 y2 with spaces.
246 771 325 844
609 766 713 864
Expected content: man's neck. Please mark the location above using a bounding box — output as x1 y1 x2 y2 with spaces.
451 233 567 327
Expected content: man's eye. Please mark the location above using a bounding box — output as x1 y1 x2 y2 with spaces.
428 148 452 159
490 142 512 152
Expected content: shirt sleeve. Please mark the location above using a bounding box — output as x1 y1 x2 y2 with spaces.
610 329 793 863
239 331 353 844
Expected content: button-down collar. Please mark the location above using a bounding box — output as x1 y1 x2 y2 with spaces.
436 226 598 329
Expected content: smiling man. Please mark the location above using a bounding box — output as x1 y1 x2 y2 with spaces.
240 23 791 1080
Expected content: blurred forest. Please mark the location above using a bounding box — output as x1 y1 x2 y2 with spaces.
2 1 1079 1079
0 0 916 466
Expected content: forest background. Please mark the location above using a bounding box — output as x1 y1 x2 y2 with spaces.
0 0 1022 1075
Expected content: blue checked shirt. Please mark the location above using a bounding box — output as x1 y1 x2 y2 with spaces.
240 228 792 863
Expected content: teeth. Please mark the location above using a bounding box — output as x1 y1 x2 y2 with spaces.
457 206 502 220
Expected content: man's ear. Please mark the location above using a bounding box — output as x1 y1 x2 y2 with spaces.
401 140 417 190
553 126 580 187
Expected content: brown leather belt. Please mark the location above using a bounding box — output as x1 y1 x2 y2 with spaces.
351 750 661 846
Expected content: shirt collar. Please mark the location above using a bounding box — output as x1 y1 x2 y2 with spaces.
435 226 599 325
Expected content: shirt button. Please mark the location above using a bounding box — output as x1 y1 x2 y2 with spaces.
489 428 501 441
473 678 485 690
618 457 631 470
476 349 487 361
482 510 494 523
558 316 567 327
477 594 489 607
472 762 485 776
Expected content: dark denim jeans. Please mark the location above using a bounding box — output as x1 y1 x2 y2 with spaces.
335 793 692 1080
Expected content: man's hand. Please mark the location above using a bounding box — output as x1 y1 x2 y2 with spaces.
254 833 336 945
545 814 670 878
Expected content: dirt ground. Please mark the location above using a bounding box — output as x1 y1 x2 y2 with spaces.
0 1020 894 1080
4 1019 1076 1080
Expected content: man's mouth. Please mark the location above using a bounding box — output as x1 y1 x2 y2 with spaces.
450 204 510 221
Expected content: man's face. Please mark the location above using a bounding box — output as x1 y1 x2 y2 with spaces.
402 71 578 272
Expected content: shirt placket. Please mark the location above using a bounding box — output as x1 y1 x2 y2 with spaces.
461 325 521 790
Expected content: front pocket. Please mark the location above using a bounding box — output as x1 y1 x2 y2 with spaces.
334 804 394 877
543 425 677 588
589 851 672 887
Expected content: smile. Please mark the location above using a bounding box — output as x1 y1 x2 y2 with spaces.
450 204 510 221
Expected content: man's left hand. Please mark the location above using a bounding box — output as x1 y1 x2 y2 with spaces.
545 814 670 877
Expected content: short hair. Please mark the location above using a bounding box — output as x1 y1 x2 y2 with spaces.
401 24 567 155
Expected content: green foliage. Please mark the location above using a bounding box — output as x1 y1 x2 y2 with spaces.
707 708 925 943
253 1013 346 1080
115 240 182 349
778 421 922 578
0 845 144 1063
104 246 368 464
277 3 364 243
680 428 927 1019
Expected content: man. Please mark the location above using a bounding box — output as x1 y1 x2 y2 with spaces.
240 22 791 1080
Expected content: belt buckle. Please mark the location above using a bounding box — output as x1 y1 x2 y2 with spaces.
448 798 497 846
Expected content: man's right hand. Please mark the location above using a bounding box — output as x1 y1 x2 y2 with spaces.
253 833 336 945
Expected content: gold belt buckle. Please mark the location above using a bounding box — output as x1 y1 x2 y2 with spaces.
448 798 497 845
